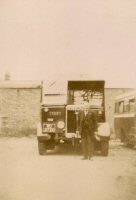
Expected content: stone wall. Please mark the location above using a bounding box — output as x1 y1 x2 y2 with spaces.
0 87 41 136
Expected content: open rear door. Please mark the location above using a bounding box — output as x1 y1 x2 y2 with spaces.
66 105 81 138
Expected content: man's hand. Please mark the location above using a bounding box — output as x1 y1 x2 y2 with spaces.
94 131 98 136
94 132 100 141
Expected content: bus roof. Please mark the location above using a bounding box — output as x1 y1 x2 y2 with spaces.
42 94 67 105
115 90 136 101
43 80 105 94
43 80 67 95
42 80 105 104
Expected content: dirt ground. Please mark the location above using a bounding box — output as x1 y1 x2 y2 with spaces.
0 137 136 200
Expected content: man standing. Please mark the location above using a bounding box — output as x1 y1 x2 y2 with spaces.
80 106 97 160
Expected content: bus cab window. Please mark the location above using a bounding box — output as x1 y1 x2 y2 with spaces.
115 103 119 113
119 101 124 113
124 100 129 113
129 99 135 112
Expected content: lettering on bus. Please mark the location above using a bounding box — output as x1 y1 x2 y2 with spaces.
49 112 61 116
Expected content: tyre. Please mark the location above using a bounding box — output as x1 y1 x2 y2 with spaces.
120 129 126 142
47 140 55 150
124 135 135 148
101 141 109 156
126 143 135 148
38 141 46 155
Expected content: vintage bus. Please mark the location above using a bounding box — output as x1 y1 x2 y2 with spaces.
114 90 136 147
37 80 110 155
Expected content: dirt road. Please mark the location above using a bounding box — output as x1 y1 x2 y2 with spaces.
0 137 136 200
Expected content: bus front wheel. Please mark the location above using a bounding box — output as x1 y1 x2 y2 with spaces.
38 141 47 155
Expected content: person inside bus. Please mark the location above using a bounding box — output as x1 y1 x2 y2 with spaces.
80 105 97 160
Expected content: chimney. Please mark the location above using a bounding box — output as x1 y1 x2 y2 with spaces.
4 72 10 81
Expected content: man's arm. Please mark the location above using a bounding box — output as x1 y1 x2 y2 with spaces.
79 111 83 137
92 112 98 132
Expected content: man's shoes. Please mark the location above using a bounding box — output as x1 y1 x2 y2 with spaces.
81 157 88 160
88 157 93 161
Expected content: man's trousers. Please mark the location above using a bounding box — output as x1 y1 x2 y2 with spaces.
82 134 94 158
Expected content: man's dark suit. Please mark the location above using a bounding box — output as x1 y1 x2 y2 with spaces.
80 110 97 159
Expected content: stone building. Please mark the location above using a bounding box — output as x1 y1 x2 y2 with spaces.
0 81 42 136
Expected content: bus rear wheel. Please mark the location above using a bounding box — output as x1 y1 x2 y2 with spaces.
101 141 109 156
126 142 135 148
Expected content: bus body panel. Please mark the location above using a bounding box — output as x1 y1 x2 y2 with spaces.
114 90 136 146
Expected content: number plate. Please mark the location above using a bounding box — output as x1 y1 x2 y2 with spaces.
43 124 55 133
44 128 55 132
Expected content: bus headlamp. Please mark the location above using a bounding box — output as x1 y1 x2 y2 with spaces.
57 121 65 129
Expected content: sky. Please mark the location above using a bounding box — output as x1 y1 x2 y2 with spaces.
0 0 136 87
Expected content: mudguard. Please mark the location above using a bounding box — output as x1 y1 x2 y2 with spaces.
95 122 110 141
97 122 111 137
